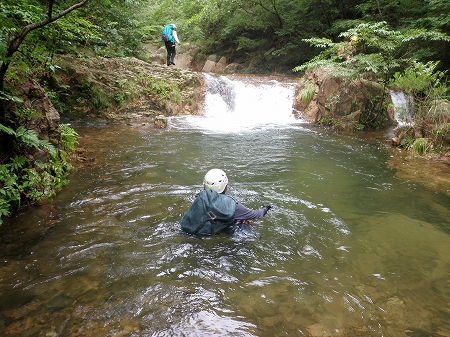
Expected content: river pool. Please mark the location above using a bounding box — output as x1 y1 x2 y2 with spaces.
0 75 449 336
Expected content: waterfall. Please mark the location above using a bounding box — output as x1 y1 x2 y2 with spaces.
389 90 414 127
184 74 300 132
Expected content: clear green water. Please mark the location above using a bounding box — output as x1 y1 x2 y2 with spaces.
0 119 449 336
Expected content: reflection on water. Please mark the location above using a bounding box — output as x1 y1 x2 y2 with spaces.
1 121 450 336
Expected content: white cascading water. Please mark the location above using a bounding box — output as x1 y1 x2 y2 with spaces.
389 90 414 127
184 74 300 132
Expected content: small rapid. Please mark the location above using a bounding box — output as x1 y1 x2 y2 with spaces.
389 89 414 126
179 74 301 132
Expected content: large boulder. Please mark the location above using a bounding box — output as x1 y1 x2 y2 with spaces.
201 55 228 73
294 67 395 130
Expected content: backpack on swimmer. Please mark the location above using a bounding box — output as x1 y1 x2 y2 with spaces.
180 189 236 235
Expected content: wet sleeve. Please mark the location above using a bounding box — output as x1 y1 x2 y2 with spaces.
172 30 180 43
234 202 267 221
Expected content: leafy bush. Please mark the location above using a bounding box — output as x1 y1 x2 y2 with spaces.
0 123 77 225
400 134 415 148
294 22 450 83
60 123 79 151
0 153 73 225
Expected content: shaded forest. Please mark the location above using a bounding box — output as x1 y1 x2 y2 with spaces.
2 0 450 75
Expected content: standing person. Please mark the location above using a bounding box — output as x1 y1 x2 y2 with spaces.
180 168 272 235
161 23 180 66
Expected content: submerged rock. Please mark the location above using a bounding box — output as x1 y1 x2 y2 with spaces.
154 114 168 129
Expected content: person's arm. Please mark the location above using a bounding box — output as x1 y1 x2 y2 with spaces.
172 30 180 44
234 202 270 221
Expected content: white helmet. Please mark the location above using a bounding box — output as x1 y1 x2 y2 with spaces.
203 169 228 193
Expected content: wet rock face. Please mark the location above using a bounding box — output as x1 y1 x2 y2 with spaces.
6 77 60 147
53 56 205 119
293 67 395 129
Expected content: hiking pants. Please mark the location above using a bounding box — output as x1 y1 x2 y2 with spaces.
165 41 176 65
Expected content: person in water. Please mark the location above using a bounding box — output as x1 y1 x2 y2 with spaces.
180 169 272 235
203 169 271 223
161 23 180 66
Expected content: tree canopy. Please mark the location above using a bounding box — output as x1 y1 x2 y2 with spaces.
1 0 449 77
141 0 450 72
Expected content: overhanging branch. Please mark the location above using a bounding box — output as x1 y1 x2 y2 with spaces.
8 0 89 54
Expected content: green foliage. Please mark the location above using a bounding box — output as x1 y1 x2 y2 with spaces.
136 0 450 71
353 122 365 131
0 158 22 219
389 61 447 96
13 107 42 122
148 78 175 102
0 123 78 224
1 123 56 154
0 152 72 225
0 123 76 224
294 21 450 139
3 0 450 77
294 22 450 83
390 60 450 154
319 116 335 126
0 91 23 104
433 122 450 146
87 84 109 110
410 138 430 156
360 109 388 130
15 126 56 154
113 78 138 106
173 91 181 104
0 123 16 136
113 92 126 105
1 0 149 86
400 133 415 148
299 84 315 105
60 123 78 151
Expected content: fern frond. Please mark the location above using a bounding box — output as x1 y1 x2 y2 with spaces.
0 123 16 136
15 126 56 154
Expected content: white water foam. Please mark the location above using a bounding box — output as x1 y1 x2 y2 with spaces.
183 74 300 132
389 90 414 127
